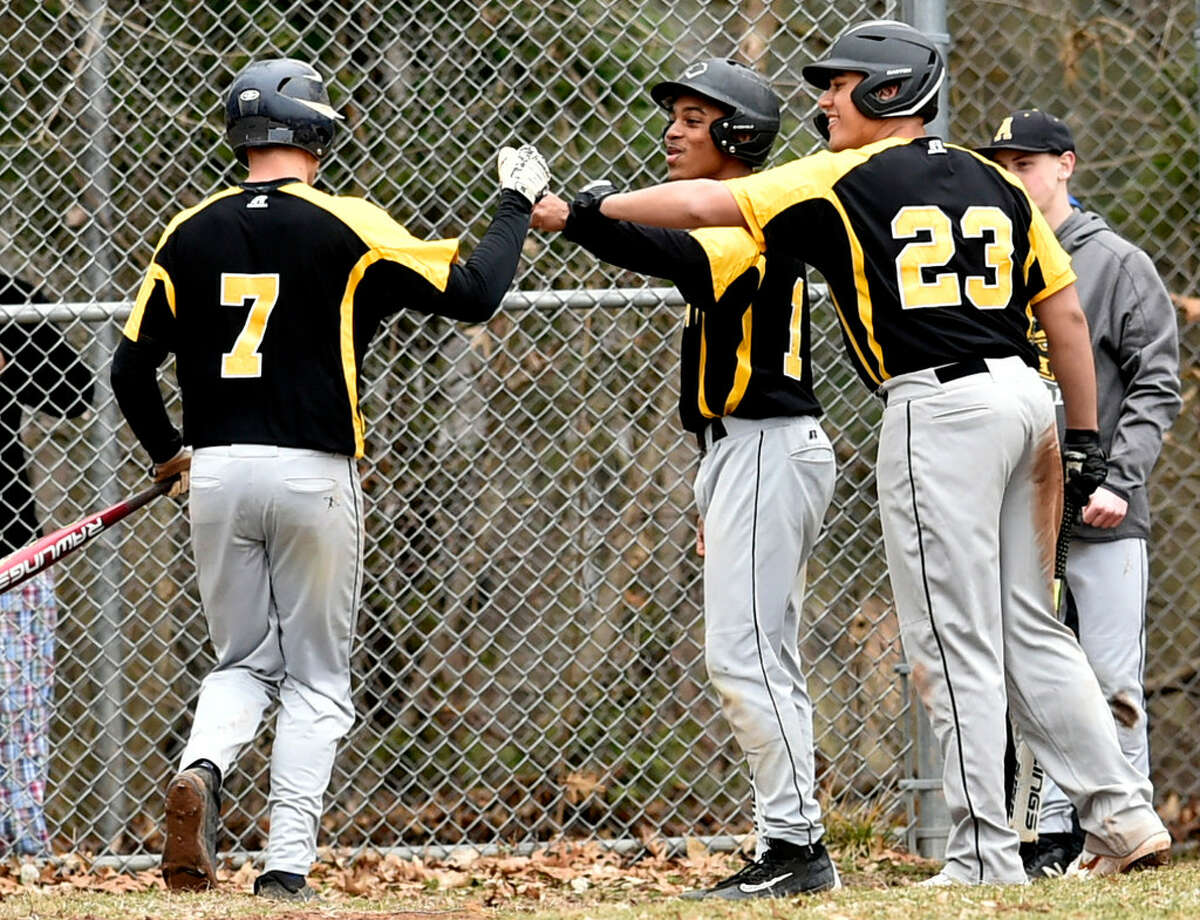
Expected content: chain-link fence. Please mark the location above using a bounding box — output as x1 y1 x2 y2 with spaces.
0 0 1195 860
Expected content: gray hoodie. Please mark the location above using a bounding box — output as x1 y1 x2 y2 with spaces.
1055 208 1182 542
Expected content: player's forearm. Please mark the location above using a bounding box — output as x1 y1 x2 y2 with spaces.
565 210 704 284
1034 285 1098 430
437 189 531 322
110 336 184 464
599 180 746 229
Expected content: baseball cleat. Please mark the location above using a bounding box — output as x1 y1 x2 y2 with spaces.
1075 829 1171 877
1022 830 1085 880
917 871 966 887
680 838 840 900
254 870 319 901
161 765 221 891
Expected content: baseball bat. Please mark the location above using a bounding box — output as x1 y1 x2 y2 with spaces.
1010 496 1080 841
0 478 175 594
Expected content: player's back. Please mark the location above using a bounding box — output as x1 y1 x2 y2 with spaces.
728 136 1075 389
129 179 457 456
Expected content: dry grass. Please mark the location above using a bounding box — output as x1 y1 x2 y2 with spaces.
1 845 1198 920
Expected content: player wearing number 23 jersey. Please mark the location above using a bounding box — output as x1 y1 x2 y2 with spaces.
596 20 1170 888
111 58 550 900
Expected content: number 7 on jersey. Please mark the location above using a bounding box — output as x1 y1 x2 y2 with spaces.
220 272 280 378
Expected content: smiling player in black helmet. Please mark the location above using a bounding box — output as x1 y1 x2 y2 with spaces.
533 59 840 899
589 19 1172 886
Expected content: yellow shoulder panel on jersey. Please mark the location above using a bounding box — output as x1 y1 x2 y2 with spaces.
724 137 910 248
280 183 460 292
961 149 1076 303
685 226 764 302
1025 201 1076 303
124 187 242 341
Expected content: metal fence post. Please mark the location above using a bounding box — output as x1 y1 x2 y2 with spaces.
904 0 952 139
79 0 130 851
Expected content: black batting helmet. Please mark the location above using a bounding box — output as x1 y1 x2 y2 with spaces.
803 20 944 136
650 59 781 168
225 58 343 166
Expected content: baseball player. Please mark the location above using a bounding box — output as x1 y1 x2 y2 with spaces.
588 20 1172 885
110 58 549 900
978 110 1182 877
532 60 839 898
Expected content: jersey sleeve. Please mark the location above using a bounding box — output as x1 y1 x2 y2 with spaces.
685 227 765 305
123 251 178 349
284 185 461 293
723 154 841 249
1025 200 1076 304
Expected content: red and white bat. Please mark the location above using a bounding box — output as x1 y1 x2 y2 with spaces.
0 478 175 593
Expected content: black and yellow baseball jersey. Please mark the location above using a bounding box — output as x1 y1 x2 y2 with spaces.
118 181 528 459
564 213 820 433
725 136 1076 389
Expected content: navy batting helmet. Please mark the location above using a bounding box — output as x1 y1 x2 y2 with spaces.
803 20 944 138
225 58 343 166
651 59 781 168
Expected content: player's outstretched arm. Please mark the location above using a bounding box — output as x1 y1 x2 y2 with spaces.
429 144 550 323
599 179 746 230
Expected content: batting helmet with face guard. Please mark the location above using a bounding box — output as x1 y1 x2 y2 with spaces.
650 59 781 168
803 20 944 139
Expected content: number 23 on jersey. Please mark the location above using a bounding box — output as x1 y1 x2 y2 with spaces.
892 205 1013 311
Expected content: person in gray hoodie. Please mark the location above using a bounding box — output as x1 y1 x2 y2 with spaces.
978 109 1183 878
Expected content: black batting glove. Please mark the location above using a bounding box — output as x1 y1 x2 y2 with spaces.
1062 428 1107 507
570 179 619 221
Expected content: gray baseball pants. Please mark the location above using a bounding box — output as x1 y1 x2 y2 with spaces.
694 414 835 850
179 445 363 875
876 357 1162 884
1040 536 1151 834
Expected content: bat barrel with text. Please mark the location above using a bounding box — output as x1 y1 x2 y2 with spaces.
1012 495 1084 841
0 478 174 594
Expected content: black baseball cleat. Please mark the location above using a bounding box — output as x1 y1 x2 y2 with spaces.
254 869 320 902
161 762 221 891
680 838 841 900
1022 830 1085 879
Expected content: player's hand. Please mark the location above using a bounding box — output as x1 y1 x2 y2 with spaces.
1082 485 1128 528
695 515 705 557
497 144 550 205
531 193 569 232
571 179 618 218
154 446 191 498
1062 428 1106 508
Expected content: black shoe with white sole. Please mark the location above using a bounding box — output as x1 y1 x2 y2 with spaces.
680 838 841 900
1022 830 1085 879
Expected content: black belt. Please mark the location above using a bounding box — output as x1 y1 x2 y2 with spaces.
934 357 989 383
878 358 990 406
695 418 727 453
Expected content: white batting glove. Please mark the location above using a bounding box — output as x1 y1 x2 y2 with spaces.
497 144 550 205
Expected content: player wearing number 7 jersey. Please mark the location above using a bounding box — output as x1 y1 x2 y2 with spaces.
110 58 549 900
595 20 1170 886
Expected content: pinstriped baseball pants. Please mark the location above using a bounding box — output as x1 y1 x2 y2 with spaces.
876 357 1161 884
694 415 835 851
180 445 363 875
1040 537 1151 834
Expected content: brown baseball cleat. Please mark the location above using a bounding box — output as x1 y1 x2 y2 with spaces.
1076 828 1171 877
161 765 221 891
